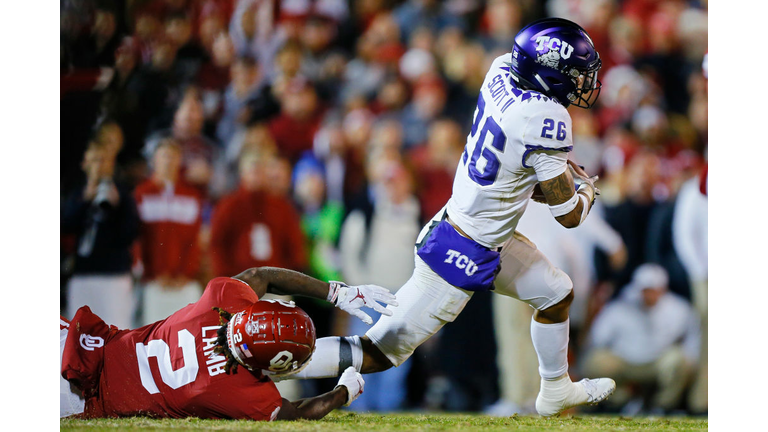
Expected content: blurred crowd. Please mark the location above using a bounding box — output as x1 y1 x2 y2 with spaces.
60 0 708 417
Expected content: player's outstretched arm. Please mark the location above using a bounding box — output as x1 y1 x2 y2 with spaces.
538 161 599 228
233 267 398 324
275 390 346 420
234 266 329 299
276 367 364 420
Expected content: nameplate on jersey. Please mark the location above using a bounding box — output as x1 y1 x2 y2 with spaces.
416 220 500 292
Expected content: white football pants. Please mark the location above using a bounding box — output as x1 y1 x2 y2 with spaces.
366 217 572 367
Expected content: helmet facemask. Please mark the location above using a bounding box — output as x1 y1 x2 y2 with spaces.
261 347 315 380
566 60 602 109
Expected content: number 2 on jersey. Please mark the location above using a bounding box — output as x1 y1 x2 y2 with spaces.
136 329 199 394
464 93 508 186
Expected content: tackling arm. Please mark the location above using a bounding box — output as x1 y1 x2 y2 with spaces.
233 266 330 300
233 267 398 325
276 366 364 420
538 160 599 229
275 389 348 420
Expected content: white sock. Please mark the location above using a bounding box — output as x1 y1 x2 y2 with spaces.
291 336 363 379
530 318 570 381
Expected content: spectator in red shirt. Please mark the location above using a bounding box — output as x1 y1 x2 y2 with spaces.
209 149 308 276
134 138 205 325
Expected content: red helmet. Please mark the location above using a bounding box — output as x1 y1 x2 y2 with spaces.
225 299 316 374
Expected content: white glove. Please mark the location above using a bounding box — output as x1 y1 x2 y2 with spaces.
335 366 365 406
328 282 399 325
568 164 600 203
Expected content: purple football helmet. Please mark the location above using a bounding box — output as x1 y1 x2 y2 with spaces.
509 18 602 108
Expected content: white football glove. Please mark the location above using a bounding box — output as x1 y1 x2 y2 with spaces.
335 366 365 406
328 282 398 325
568 164 600 204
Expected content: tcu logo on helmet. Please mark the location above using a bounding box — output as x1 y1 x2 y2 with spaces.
269 350 295 371
444 249 479 276
535 36 574 59
535 36 574 69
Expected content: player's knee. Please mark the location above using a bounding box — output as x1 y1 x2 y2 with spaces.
534 271 573 323
360 336 394 373
543 265 573 305
555 288 574 309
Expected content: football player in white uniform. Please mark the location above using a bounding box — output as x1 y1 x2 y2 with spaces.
287 18 616 416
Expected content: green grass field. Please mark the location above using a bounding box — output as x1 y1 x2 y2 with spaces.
60 411 708 431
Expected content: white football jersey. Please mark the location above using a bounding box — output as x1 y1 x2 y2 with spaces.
446 53 574 249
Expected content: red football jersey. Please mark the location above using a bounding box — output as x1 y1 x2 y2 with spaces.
61 277 282 420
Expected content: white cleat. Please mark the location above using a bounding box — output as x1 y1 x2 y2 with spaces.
535 376 616 417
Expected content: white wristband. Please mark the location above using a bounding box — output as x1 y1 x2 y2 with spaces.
577 193 590 225
327 281 347 304
576 181 596 203
548 193 579 217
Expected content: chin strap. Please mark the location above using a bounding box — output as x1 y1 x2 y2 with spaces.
533 73 551 92
507 67 539 91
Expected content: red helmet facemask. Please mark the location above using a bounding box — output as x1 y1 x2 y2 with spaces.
225 299 316 375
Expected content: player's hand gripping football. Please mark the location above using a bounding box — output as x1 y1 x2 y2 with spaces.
335 366 365 406
531 183 548 203
531 161 600 204
567 160 600 204
328 281 399 325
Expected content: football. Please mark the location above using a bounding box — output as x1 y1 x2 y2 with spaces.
531 183 547 203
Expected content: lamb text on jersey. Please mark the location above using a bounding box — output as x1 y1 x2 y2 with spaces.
201 325 228 377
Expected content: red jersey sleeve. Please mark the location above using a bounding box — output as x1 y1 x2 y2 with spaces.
195 277 260 312
61 307 123 399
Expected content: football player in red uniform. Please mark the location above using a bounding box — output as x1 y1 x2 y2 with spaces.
60 266 395 420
